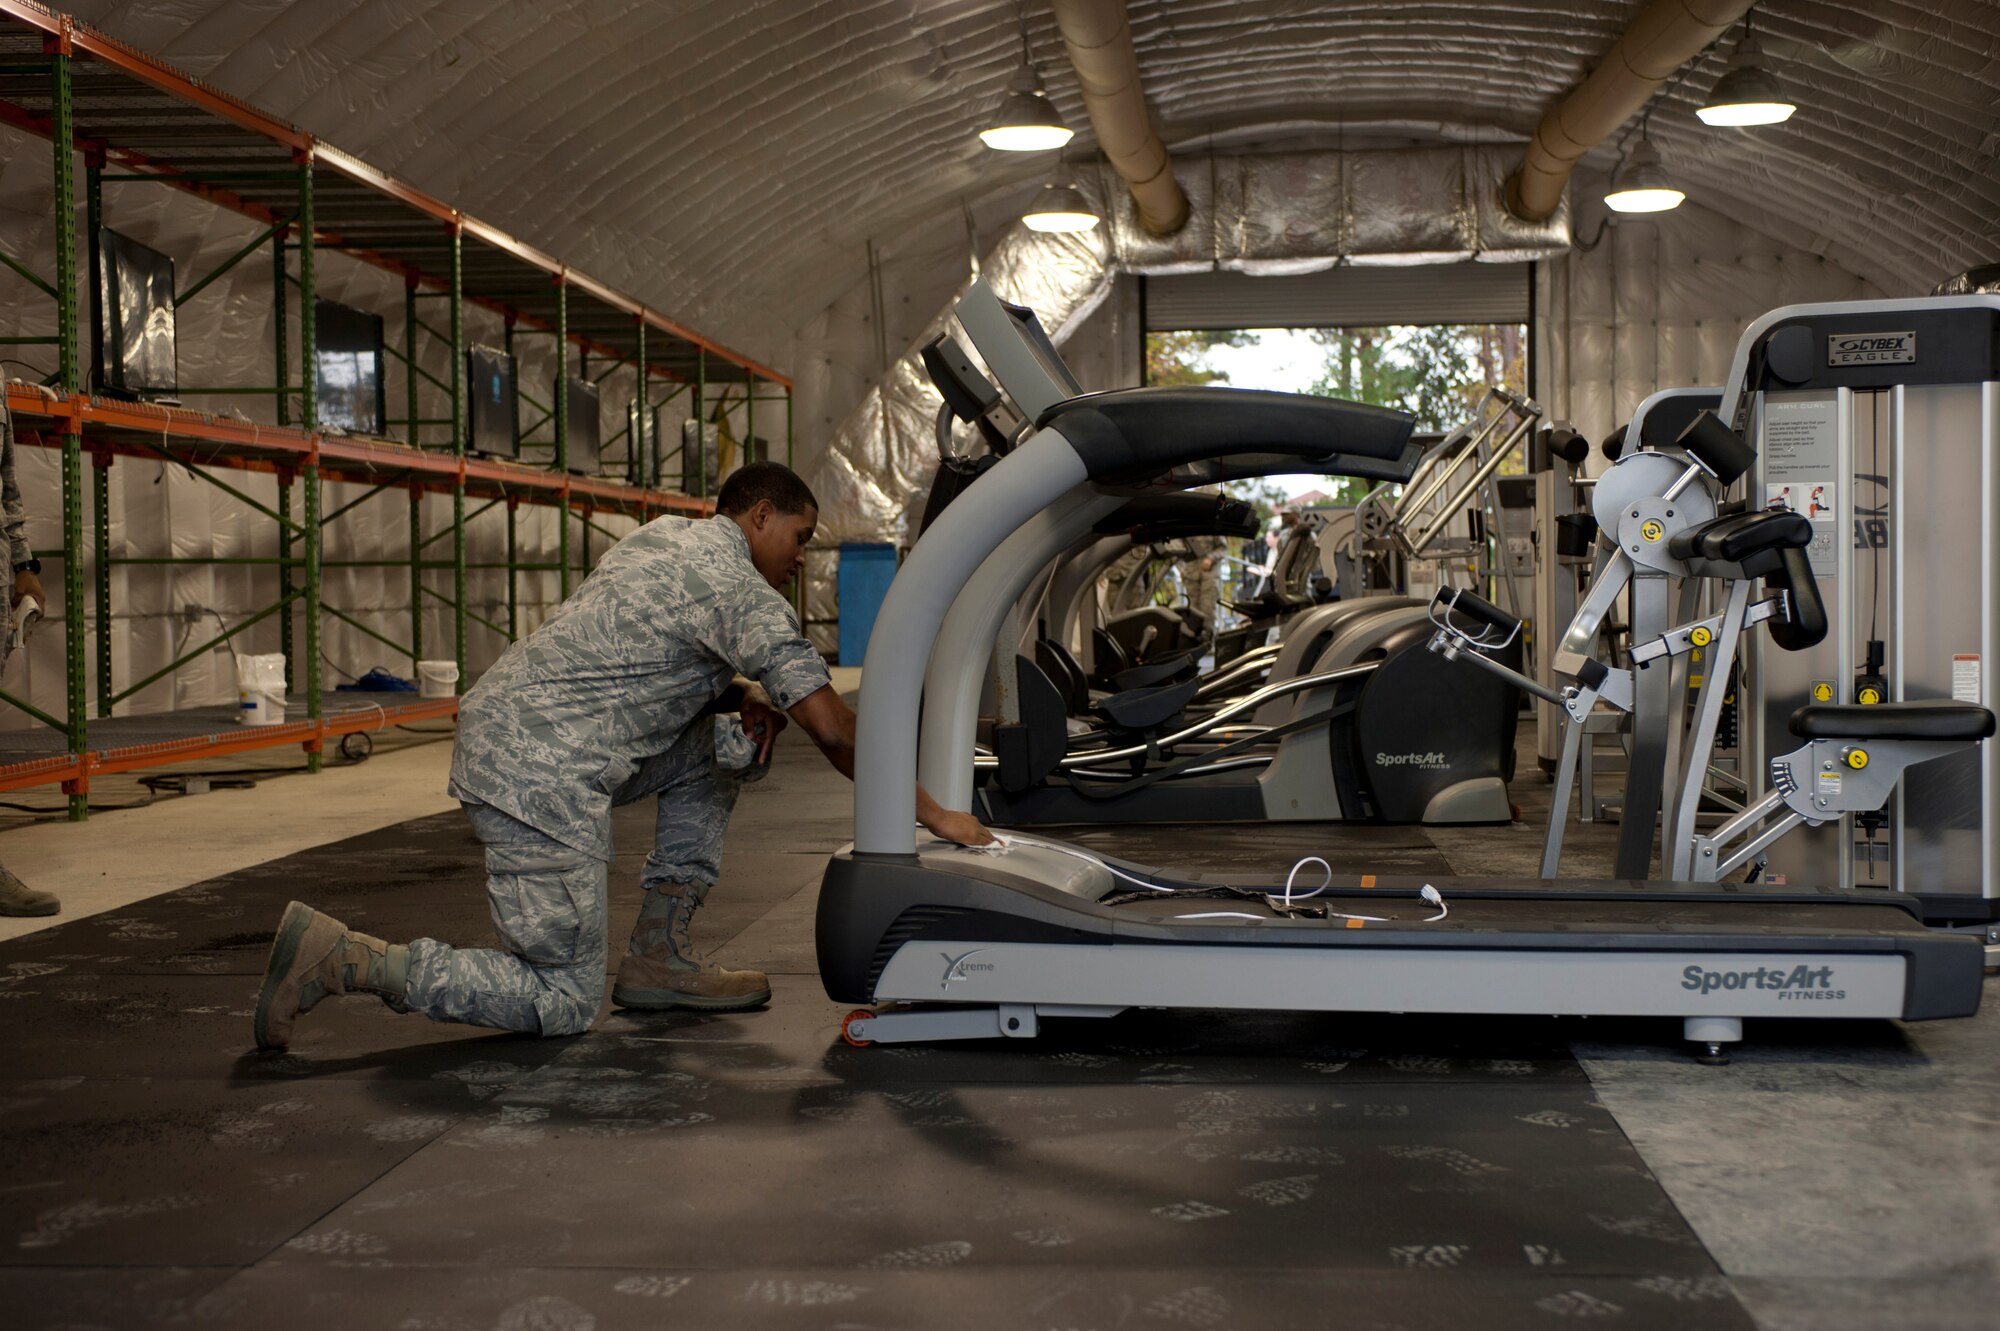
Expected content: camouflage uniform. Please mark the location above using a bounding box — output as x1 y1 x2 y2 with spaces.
1180 538 1223 638
0 397 29 668
408 515 830 1036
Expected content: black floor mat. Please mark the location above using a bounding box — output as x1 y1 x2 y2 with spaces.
0 780 1756 1330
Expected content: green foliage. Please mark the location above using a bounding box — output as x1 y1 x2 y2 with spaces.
1144 321 1530 504
1305 328 1419 407
1144 329 1255 387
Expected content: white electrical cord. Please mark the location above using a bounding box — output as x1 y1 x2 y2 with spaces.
972 831 1177 893
1277 855 1330 906
1275 855 1386 922
953 833 1433 923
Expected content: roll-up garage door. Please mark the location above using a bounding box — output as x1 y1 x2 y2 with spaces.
1142 263 1531 331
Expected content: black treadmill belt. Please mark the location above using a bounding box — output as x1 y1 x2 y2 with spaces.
0 808 1753 1330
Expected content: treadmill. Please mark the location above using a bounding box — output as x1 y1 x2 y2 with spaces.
818 281 1986 1060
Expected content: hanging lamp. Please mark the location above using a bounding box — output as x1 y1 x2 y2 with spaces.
979 17 1072 151
1604 133 1684 213
1697 18 1796 127
1022 162 1099 232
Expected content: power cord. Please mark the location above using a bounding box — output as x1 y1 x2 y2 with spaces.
208 607 239 672
962 832 1446 924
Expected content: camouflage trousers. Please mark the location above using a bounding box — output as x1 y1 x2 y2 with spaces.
403 717 754 1036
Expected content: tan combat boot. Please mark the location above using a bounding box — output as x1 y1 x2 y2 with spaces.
0 866 58 918
612 880 770 1011
253 900 410 1050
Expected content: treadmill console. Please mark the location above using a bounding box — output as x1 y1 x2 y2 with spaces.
954 279 1085 421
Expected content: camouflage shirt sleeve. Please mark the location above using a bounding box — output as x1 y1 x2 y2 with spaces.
703 585 831 712
0 398 28 568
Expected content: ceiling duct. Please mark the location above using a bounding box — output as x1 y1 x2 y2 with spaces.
1115 146 1571 275
1050 0 1189 237
1506 0 1754 222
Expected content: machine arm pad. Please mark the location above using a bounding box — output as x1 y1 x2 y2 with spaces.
1676 410 1758 485
1765 545 1829 652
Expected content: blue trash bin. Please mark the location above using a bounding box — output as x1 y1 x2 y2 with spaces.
837 543 898 667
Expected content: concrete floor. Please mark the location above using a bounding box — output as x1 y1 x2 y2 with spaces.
0 682 1994 1329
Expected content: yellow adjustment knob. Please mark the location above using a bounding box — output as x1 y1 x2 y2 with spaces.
1846 748 1870 770
1689 626 1713 647
1641 519 1665 543
1812 682 1834 702
1859 687 1882 705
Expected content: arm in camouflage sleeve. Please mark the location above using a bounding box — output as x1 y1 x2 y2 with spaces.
0 399 27 568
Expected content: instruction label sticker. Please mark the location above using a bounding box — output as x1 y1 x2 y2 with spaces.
1953 654 1981 703
1762 398 1840 576
1810 681 1836 703
1768 481 1837 523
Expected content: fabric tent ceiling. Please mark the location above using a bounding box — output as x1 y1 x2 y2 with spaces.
43 0 2000 375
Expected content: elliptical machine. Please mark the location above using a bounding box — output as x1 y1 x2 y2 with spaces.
916 290 1520 828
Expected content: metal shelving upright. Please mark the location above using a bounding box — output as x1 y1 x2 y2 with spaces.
0 3 794 817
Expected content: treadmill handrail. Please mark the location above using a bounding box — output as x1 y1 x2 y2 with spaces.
1037 387 1419 486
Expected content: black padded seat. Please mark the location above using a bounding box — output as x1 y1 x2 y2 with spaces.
1094 677 1200 733
1790 701 1997 742
1111 652 1197 692
1667 509 1813 564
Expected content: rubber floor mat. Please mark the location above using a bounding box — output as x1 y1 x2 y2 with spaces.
0 805 1756 1330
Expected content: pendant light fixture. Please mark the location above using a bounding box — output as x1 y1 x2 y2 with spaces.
979 9 1072 151
1604 127 1684 214
1022 160 1099 233
1697 14 1796 127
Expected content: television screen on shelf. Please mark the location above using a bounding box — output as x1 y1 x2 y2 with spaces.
93 227 178 399
465 345 518 459
561 375 602 475
313 299 385 436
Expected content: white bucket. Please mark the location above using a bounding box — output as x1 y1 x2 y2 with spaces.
417 659 460 698
236 653 288 726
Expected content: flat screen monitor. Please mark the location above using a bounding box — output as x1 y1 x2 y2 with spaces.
93 227 178 398
561 375 601 475
465 345 518 459
313 299 385 436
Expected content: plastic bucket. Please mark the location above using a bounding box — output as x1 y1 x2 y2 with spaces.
418 659 460 698
236 653 287 726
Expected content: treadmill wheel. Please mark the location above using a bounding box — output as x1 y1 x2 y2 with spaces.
841 1010 876 1048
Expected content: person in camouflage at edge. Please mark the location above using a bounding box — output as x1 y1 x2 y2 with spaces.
0 395 54 917
252 461 993 1048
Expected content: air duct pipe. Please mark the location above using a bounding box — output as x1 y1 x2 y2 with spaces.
1050 0 1189 237
1506 0 1753 222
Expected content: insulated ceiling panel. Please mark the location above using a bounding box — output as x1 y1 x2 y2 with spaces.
34 0 2000 372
